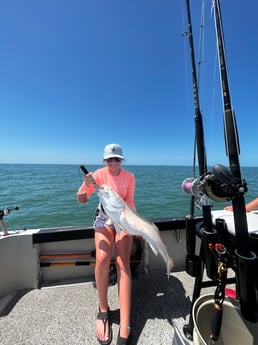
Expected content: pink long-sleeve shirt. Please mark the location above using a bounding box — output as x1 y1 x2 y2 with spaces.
77 167 136 210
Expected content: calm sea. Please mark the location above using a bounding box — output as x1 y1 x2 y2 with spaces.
1 164 257 231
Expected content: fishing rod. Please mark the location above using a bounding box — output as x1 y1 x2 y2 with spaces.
213 0 257 324
183 0 222 279
183 0 207 230
184 0 207 177
182 0 220 246
182 0 214 256
182 1 221 339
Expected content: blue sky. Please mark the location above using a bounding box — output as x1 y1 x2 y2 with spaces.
1 0 258 166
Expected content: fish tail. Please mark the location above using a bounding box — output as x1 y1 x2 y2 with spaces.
166 256 174 280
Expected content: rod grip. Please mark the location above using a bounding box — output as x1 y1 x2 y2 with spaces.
80 165 89 175
210 303 223 341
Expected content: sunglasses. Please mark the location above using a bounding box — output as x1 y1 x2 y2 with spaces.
105 157 122 163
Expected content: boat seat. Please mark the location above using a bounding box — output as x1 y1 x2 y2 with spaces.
211 210 258 237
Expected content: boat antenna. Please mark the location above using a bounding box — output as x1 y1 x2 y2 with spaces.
213 0 257 322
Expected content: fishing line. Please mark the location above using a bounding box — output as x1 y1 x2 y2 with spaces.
77 164 85 185
207 44 219 161
206 2 225 161
197 0 205 86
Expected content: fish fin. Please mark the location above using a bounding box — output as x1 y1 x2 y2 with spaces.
148 243 158 256
166 256 174 280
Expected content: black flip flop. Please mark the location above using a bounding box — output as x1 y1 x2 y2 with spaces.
96 309 112 345
116 327 130 345
116 335 129 345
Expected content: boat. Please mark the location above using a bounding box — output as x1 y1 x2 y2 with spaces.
1 1 258 344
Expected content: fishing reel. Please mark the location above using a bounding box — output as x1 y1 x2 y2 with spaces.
182 164 247 207
0 206 19 219
182 177 210 209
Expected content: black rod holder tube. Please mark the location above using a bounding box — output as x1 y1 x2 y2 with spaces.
203 205 212 232
195 220 218 281
236 251 258 322
184 242 205 339
202 228 218 281
186 254 203 278
186 215 196 255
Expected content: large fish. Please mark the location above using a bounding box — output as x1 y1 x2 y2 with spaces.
98 184 174 277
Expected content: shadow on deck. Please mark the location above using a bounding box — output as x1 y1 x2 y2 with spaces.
0 269 199 345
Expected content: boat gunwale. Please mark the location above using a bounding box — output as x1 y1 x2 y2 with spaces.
32 217 189 244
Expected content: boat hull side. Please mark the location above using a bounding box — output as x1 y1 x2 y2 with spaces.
0 231 39 298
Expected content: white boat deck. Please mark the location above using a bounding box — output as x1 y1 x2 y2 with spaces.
0 269 219 345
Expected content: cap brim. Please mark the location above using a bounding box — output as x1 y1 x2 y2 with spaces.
104 154 124 159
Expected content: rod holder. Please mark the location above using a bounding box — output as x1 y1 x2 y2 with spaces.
236 250 258 322
186 215 196 255
186 254 203 277
204 229 219 280
196 222 219 281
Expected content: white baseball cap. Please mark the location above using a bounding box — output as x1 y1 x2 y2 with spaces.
103 144 124 160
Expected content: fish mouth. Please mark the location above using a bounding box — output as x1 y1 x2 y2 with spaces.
99 185 110 192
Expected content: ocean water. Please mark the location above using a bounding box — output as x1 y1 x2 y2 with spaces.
1 164 257 231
